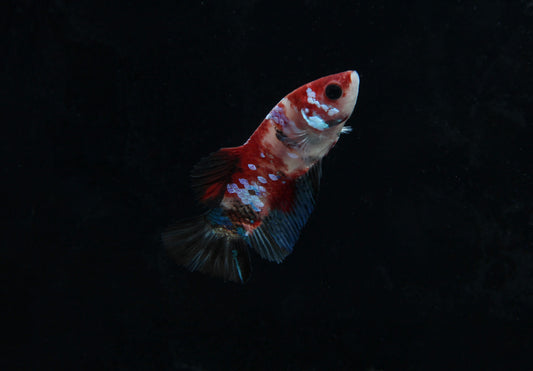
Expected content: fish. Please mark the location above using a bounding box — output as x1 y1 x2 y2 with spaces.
163 70 360 283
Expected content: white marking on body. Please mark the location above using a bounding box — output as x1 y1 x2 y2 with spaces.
257 176 267 183
260 152 265 158
301 109 328 131
248 163 257 170
268 173 278 181
287 152 298 158
239 178 249 187
341 126 352 134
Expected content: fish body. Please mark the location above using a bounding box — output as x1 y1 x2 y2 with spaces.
163 70 360 283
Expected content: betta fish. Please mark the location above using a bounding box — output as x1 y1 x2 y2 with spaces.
163 70 360 283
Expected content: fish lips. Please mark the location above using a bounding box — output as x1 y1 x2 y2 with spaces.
325 118 345 127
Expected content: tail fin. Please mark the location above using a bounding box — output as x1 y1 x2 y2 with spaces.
162 215 252 283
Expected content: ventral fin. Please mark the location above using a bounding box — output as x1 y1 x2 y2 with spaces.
190 147 242 206
248 161 322 263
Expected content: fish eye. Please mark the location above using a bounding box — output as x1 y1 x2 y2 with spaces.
325 84 342 100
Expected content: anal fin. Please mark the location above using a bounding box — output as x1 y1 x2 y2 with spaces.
162 214 252 283
248 160 322 263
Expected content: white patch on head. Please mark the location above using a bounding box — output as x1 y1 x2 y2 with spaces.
301 109 328 131
306 87 340 117
268 173 278 181
287 152 298 158
257 176 267 183
248 164 257 170
327 107 339 116
306 87 317 100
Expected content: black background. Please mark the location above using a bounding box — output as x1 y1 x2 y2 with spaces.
5 0 533 369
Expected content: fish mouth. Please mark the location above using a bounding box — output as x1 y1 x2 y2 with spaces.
326 118 344 127
350 70 360 85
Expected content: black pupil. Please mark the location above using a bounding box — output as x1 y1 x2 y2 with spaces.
325 84 342 100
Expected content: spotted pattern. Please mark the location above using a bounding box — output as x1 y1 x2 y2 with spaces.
227 178 267 212
306 87 340 117
266 105 291 127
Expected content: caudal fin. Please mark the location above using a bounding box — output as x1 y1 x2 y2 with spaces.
162 215 252 283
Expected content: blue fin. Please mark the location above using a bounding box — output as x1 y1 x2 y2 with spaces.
247 161 322 263
162 212 251 283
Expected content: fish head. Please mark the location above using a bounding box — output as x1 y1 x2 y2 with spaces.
287 70 359 133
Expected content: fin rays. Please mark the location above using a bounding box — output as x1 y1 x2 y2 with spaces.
162 215 251 283
248 161 322 263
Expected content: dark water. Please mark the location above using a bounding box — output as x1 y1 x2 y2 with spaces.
5 1 533 369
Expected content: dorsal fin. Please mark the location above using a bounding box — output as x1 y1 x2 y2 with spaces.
190 147 242 206
247 160 322 263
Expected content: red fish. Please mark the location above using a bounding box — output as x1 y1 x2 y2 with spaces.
163 70 360 283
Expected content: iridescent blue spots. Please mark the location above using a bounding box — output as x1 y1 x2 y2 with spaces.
268 173 279 181
266 105 290 127
236 226 247 237
227 183 239 193
227 179 267 212
257 176 267 184
207 208 233 228
248 163 257 170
